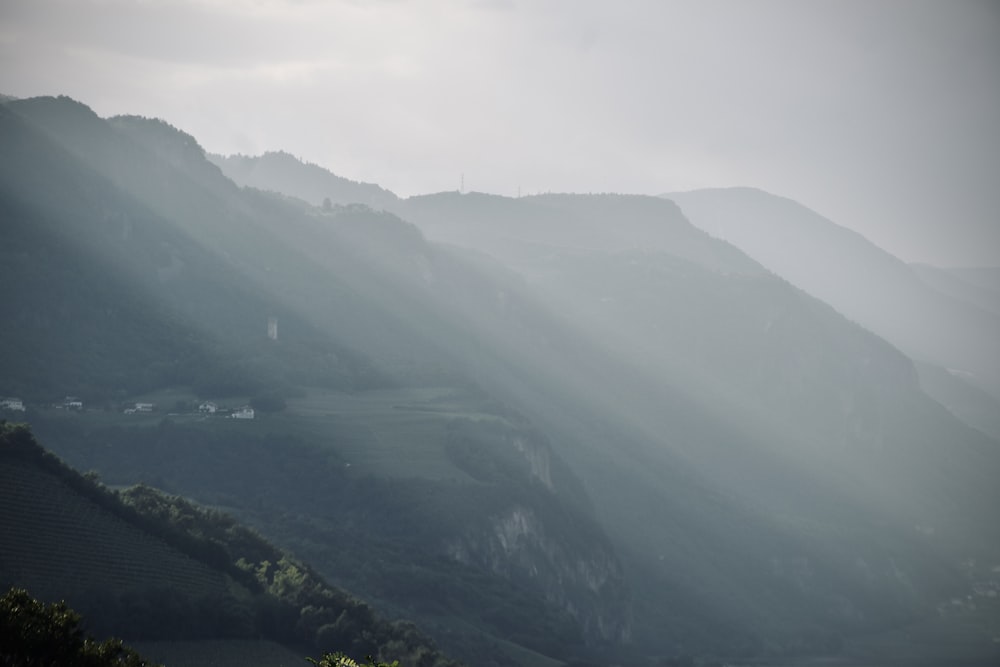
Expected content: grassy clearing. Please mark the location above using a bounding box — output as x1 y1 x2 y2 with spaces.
36 385 510 483
267 386 510 481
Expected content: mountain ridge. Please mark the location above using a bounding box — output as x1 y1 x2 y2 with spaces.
210 150 398 211
664 186 1000 401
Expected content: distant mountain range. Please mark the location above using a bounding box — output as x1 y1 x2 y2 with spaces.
2 95 999 666
664 187 1000 399
910 264 1000 317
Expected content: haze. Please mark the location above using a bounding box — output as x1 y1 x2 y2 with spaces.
2 0 999 266
3 2 1000 665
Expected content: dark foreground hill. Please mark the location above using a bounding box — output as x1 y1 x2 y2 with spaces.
0 423 246 639
1 587 157 667
0 422 458 667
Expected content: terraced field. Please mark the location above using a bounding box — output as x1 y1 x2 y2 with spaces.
0 458 232 603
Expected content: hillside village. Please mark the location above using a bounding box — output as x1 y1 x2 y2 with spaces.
1 396 255 420
0 397 25 412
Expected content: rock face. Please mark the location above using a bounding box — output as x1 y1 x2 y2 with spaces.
454 505 632 643
443 422 632 644
509 436 553 491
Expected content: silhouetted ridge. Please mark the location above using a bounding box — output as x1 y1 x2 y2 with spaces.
110 115 208 169
210 150 398 210
666 186 1000 399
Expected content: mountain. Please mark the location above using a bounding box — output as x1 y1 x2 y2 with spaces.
910 264 1000 317
913 361 1000 442
0 98 399 402
906 265 1000 436
200 144 1000 664
1 96 632 666
664 187 1000 402
209 151 399 211
940 266 1000 294
3 96 1000 665
389 191 1000 663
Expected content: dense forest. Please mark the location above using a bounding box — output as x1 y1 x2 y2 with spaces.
1 587 155 667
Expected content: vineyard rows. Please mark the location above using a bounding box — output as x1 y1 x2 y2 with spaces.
0 460 230 602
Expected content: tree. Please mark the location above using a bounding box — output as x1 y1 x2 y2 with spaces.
308 652 398 667
0 587 157 667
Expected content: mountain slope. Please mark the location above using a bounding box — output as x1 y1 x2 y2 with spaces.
204 148 1000 663
0 422 459 666
0 100 384 402
395 191 762 277
4 96 1000 665
913 361 1000 442
1 96 633 666
665 187 1000 400
910 264 1000 317
393 191 1000 660
0 425 235 611
209 151 398 210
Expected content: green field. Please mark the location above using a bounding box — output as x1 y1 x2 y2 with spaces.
33 385 511 483
276 386 509 481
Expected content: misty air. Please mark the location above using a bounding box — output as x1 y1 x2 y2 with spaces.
1 2 999 666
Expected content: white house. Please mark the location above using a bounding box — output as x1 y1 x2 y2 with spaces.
198 401 218 414
0 397 25 412
231 406 255 420
64 397 83 410
134 402 155 413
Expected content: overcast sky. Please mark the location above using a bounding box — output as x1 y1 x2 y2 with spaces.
2 0 998 266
